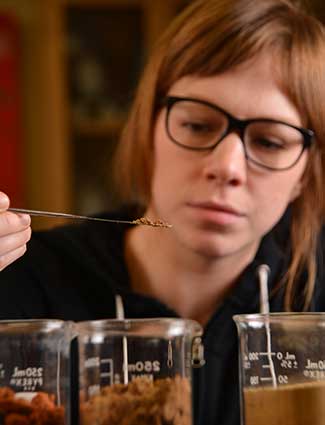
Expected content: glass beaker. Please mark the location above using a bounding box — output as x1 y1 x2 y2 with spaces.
0 319 75 425
234 313 325 425
77 318 204 425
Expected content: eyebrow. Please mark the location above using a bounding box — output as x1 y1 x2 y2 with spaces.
169 93 303 127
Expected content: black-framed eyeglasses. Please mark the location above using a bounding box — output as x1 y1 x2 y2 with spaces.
164 96 314 171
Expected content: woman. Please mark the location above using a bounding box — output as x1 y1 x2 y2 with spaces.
1 0 325 424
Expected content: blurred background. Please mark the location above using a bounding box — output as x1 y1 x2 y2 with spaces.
0 0 323 229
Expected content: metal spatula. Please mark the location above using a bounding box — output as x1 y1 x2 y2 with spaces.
8 208 172 228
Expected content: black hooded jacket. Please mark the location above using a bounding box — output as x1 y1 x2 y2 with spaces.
0 208 324 425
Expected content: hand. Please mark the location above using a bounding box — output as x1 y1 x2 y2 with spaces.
0 192 31 271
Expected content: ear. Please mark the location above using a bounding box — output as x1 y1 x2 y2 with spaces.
289 181 303 202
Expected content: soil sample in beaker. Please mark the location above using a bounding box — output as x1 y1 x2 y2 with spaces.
0 387 65 425
244 380 325 425
80 375 191 425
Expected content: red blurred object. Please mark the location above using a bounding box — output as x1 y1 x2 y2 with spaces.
0 14 24 206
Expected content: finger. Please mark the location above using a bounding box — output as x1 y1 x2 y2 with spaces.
0 211 31 237
0 192 10 212
0 245 27 271
0 226 31 258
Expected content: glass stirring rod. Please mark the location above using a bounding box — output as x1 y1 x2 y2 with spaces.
8 208 172 228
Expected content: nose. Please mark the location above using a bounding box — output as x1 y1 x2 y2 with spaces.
202 133 247 186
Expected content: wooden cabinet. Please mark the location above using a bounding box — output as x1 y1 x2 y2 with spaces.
0 0 188 228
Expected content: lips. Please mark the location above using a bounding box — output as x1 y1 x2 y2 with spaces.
189 201 244 216
186 200 246 225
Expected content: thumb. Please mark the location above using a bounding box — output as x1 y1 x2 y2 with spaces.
0 192 10 212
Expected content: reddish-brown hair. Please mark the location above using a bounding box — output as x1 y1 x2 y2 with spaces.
114 0 325 310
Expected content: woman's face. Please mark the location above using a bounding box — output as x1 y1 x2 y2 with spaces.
146 54 308 260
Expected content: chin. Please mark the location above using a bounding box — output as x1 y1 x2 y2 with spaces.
195 245 233 258
185 234 235 258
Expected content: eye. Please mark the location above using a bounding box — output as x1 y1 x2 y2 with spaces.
182 120 212 132
252 137 286 151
